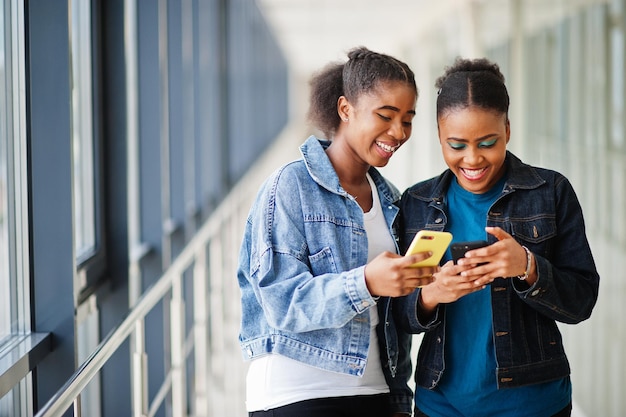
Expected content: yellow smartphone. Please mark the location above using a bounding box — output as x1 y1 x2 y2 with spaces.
405 230 453 267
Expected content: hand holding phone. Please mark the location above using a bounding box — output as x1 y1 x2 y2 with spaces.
405 230 453 268
450 240 489 264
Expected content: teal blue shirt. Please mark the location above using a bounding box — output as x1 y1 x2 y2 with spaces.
416 176 571 417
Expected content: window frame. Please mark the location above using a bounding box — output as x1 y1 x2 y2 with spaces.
0 1 41 415
70 0 108 305
0 0 30 346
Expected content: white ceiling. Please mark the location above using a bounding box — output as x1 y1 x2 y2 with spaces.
256 0 456 78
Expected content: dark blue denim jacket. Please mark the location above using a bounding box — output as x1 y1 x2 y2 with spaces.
394 151 599 390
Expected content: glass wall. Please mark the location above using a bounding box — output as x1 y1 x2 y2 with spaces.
0 0 289 414
0 0 32 415
0 0 28 345
70 0 97 262
0 0 9 344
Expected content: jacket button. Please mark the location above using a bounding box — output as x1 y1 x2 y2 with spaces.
435 218 443 224
436 336 442 343
531 289 540 297
247 347 253 356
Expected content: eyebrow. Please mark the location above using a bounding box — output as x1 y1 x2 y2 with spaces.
378 105 416 115
447 133 498 142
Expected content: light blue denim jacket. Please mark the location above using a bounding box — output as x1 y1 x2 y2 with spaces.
238 136 413 413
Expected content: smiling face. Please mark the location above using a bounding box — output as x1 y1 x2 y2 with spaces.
438 106 510 194
337 81 417 168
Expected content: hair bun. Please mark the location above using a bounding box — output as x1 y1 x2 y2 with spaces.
347 46 374 61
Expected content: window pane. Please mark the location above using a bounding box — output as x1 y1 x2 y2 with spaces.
1 1 33 411
1 0 29 342
70 0 96 261
0 0 11 343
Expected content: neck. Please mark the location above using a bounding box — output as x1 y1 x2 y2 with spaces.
325 140 370 187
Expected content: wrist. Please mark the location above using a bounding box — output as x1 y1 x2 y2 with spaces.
417 290 437 320
516 245 532 281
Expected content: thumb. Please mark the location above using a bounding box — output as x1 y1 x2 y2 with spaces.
485 226 511 241
404 251 433 266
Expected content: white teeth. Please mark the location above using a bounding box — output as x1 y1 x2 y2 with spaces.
376 142 398 153
462 168 486 178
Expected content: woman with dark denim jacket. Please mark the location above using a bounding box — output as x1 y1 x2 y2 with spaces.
238 47 436 417
394 57 600 417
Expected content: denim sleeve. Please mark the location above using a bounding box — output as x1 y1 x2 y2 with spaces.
393 289 442 334
513 176 600 324
245 172 378 333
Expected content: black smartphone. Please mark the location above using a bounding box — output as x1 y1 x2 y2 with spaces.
450 240 489 264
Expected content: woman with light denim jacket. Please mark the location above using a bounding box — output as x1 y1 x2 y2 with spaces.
237 47 435 417
394 57 600 417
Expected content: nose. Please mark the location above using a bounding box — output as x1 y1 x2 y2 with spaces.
388 120 407 140
464 146 483 165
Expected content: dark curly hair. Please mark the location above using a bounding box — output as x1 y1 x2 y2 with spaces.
435 57 509 119
307 46 417 138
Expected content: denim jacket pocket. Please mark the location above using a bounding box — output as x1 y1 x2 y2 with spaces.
308 246 339 275
509 216 556 244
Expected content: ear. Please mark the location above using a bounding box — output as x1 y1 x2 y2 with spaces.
505 118 511 144
337 96 351 121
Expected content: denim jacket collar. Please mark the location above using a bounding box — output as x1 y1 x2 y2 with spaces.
503 151 547 190
300 136 401 204
410 151 547 203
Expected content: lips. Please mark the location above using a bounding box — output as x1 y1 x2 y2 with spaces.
376 141 400 155
460 167 488 180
